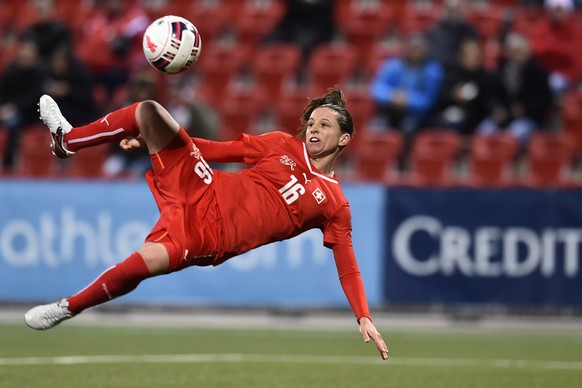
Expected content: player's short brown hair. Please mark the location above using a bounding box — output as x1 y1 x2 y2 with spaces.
297 86 355 139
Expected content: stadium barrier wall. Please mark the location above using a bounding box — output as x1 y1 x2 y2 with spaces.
4 181 581 310
0 181 384 309
384 187 582 308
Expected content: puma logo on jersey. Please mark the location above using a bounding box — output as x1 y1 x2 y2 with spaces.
100 114 110 126
312 188 326 204
279 155 296 171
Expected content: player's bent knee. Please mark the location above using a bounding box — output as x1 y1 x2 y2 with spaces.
136 100 180 151
138 242 171 275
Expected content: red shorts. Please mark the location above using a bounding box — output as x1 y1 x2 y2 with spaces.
144 128 222 272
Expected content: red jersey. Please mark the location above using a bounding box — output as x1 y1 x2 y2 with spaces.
213 131 352 264
146 129 370 321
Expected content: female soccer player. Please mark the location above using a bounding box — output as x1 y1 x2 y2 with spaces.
25 87 389 360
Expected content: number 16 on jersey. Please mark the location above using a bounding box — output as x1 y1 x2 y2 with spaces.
279 175 305 205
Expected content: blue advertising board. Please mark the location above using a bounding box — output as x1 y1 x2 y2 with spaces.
0 180 384 309
385 187 582 307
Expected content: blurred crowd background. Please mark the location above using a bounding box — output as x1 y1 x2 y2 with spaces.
1 0 582 187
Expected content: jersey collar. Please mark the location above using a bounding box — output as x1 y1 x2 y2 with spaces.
302 143 339 184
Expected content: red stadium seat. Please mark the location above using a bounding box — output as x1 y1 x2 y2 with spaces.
364 42 403 81
216 84 269 140
334 1 398 63
400 3 440 36
14 125 61 178
468 5 506 42
232 0 285 52
306 43 359 91
352 130 403 183
195 44 251 105
252 44 302 101
0 0 18 35
182 0 233 45
466 133 519 188
344 87 376 135
561 90 582 157
406 129 462 187
273 86 314 135
512 6 544 35
140 0 185 21
67 144 111 179
522 132 577 188
0 128 8 175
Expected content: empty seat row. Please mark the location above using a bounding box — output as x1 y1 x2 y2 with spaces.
4 123 580 188
351 130 581 188
1 125 112 179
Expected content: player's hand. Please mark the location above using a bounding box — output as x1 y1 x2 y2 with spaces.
119 136 145 151
359 317 388 360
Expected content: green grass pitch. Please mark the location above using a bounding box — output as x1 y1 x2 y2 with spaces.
0 322 581 388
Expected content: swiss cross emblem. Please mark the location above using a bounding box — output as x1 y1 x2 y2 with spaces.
312 188 326 204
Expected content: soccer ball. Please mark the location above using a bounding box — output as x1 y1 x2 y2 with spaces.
142 15 202 74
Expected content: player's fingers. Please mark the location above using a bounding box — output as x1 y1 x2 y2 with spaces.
360 327 371 343
376 338 389 360
370 332 388 360
120 138 140 151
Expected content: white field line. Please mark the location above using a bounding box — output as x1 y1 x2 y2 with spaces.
0 354 581 370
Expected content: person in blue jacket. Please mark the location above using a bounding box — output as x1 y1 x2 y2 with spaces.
370 33 444 137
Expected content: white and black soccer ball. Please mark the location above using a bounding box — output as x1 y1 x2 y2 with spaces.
142 15 202 74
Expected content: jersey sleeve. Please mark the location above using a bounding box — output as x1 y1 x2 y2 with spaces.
332 244 371 322
191 138 244 163
236 131 294 165
323 203 353 248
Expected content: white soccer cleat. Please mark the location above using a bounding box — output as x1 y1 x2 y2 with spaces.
24 299 74 330
38 94 75 158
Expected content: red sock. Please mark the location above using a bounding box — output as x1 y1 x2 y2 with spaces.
65 103 141 152
67 252 151 314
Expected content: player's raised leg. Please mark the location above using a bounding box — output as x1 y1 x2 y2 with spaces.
38 95 180 157
24 242 169 330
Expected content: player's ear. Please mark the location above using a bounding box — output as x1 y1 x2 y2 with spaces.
338 133 351 147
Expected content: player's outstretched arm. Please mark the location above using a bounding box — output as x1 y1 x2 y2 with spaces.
191 137 244 163
331 243 389 360
359 317 389 360
119 134 245 163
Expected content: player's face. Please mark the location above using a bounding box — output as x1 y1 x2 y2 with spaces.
305 107 350 158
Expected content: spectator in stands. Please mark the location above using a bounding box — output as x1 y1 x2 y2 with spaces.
370 33 444 137
42 44 99 126
425 0 479 70
477 33 553 144
263 0 336 73
0 38 45 168
528 0 582 95
77 0 150 100
16 0 73 62
430 39 493 135
165 75 219 142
